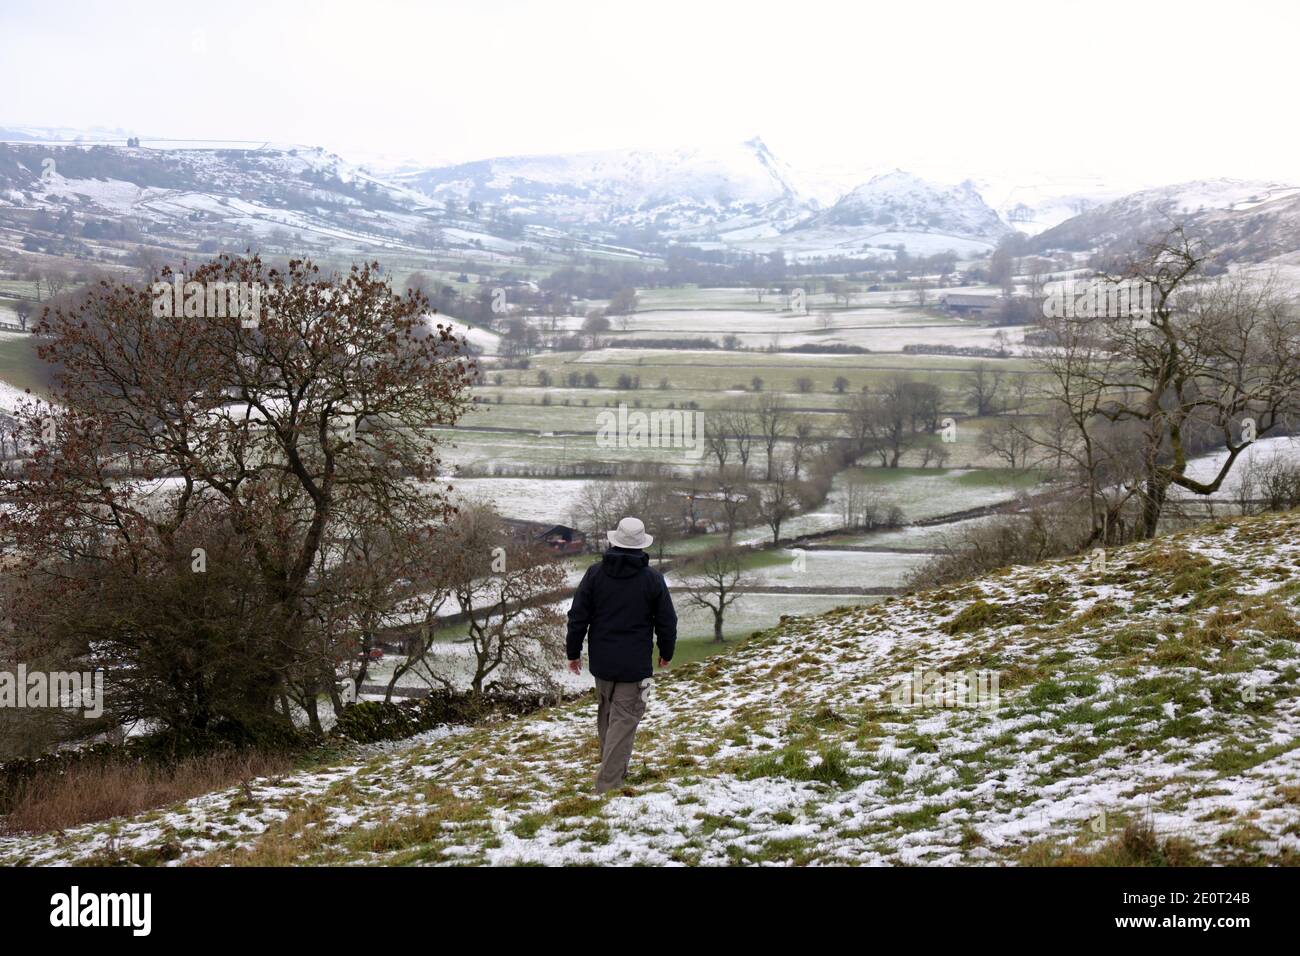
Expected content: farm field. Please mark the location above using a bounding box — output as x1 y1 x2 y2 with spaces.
429 466 1043 546
539 345 1041 374
825 513 1007 550
566 309 1028 353
403 289 1064 665
0 331 46 401
0 278 1061 689
737 546 926 588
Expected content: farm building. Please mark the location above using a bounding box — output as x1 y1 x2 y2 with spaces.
535 524 587 555
939 292 1005 316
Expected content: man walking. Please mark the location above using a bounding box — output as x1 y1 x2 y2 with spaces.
566 516 677 793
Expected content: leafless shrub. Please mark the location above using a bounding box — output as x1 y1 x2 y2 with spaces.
907 501 1094 588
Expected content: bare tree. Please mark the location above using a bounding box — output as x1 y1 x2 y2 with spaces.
714 467 753 540
24 265 43 302
1005 371 1032 413
754 393 788 481
638 479 689 566
317 498 454 705
914 279 930 308
980 417 1033 470
840 477 903 530
581 310 609 348
1234 453 1300 515
606 287 638 331
789 420 816 479
439 503 567 697
13 299 33 331
840 375 936 468
721 403 755 477
573 479 624 540
1023 322 1144 544
755 465 801 543
962 363 1004 416
1033 228 1300 539
704 414 733 474
678 546 750 643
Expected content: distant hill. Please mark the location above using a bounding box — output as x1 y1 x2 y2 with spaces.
1032 178 1300 264
6 132 1300 268
762 170 1012 258
404 136 811 236
0 141 606 267
407 146 1026 259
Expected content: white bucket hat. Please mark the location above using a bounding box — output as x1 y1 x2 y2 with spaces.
607 516 653 549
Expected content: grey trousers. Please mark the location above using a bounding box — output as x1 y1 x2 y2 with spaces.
594 677 650 793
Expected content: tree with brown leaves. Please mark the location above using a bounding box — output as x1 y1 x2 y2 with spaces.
0 254 474 741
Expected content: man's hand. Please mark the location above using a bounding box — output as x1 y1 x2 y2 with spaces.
658 658 670 669
567 659 582 676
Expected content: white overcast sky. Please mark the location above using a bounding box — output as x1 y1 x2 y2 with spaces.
2 0 1298 185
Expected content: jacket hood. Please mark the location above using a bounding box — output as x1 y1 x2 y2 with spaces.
601 548 649 579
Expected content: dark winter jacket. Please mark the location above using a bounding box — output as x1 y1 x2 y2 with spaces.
566 547 677 682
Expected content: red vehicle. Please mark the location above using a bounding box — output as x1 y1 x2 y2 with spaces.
356 648 384 662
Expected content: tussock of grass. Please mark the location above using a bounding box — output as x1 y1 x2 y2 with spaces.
943 599 1024 635
1020 820 1201 867
741 746 855 788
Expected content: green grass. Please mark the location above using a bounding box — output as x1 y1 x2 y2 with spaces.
667 631 764 667
0 333 48 396
952 467 1044 490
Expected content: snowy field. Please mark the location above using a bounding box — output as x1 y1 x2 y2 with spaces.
591 307 958 332
589 321 1026 354
0 376 38 414
739 548 927 589
1171 434 1300 500
428 477 595 525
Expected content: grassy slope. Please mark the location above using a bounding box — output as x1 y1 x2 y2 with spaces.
0 333 48 397
4 511 1300 866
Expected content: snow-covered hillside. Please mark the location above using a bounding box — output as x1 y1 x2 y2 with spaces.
402 137 1046 258
6 508 1299 866
405 136 808 231
406 145 1027 258
746 170 1011 259
0 140 572 262
403 143 1137 258
1033 178 1300 255
7 129 1300 267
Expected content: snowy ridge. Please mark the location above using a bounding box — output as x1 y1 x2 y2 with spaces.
741 169 1013 259
0 139 592 263
404 142 1028 255
405 136 808 231
5 509 1300 866
9 128 1300 264
809 170 1010 240
1033 178 1300 253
